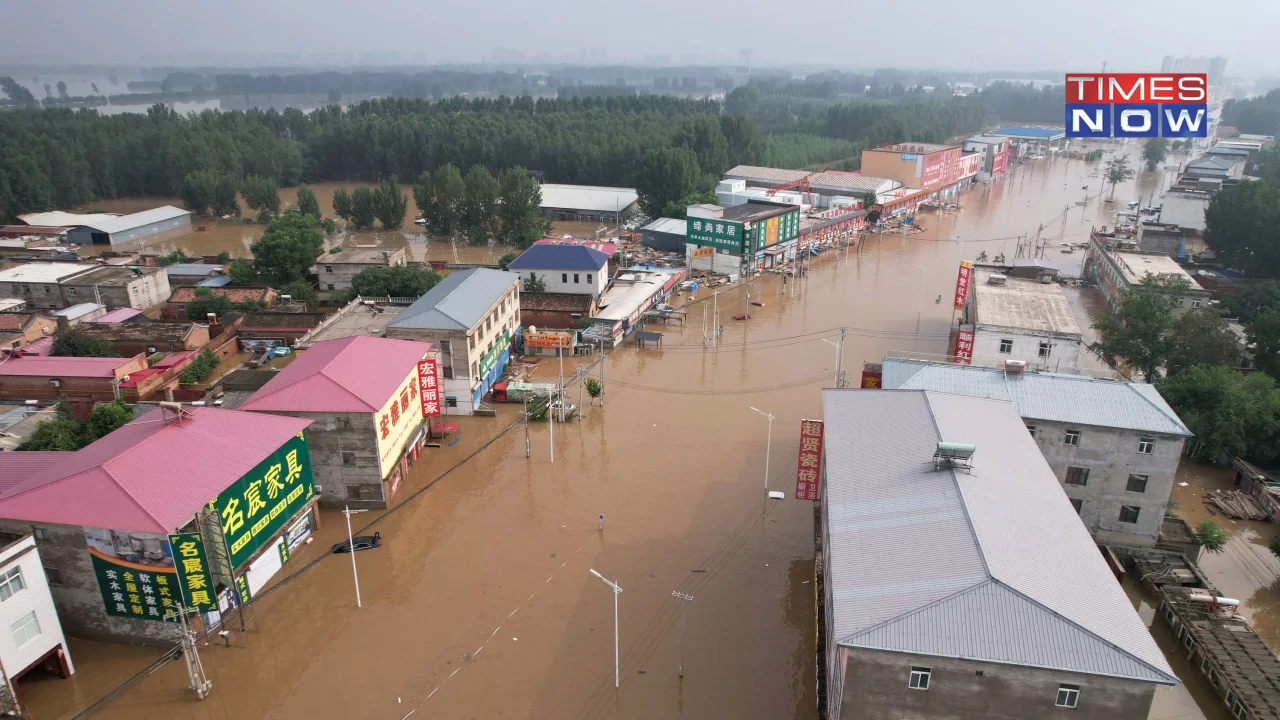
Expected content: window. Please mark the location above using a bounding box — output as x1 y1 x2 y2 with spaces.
43 286 51 293
1235 702 1248 719
1026 424 1037 436
0 567 24 601
472 362 478 377
1127 474 1148 493
562 273 568 283
21 285 30 294
1055 684 1080 708
132 287 138 295
587 274 593 283
908 667 930 690
325 266 333 273
1038 341 1051 358
440 340 452 354
1191 299 1202 309
327 284 335 291
345 485 373 501
67 287 77 297
574 273 580 284
445 397 458 408
1225 690 1235 706
999 338 1013 354
1138 438 1155 455
1064 429 1080 446
442 366 454 379
10 611 39 646
167 342 175 350
335 416 351 430
1184 635 1196 652
341 451 356 466
32 526 47 541
1065 467 1089 486
1119 505 1141 524
1201 658 1210 672
1070 498 1083 514
486 317 492 333
43 567 61 585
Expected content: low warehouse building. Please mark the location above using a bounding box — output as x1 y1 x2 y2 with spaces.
640 217 688 253
70 321 210 358
0 355 148 404
65 206 192 246
538 184 638 223
313 246 407 298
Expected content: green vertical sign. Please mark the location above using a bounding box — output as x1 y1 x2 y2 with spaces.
211 432 315 569
88 549 179 622
168 532 216 613
686 218 745 254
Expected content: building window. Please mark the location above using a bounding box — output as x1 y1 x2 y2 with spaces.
67 287 77 297
1235 702 1247 719
472 362 478 377
1191 299 1202 309
1226 690 1234 706
908 667 930 690
341 451 356 466
1138 438 1155 455
43 567 61 585
335 416 351 430
327 284 335 291
1064 429 1080 446
325 266 333 273
1070 498 1083 514
587 274 593 283
442 366 454 379
1119 505 1141 524
440 340 452 354
1065 467 1089 486
999 338 1013 354
10 611 40 647
574 273 580 284
562 273 568 283
167 343 175 350
1055 684 1080 708
0 567 24 602
445 397 457 408
1127 474 1148 493
32 526 47 541
1026 424 1036 436
345 485 375 501
1184 635 1196 652
1038 341 1051 358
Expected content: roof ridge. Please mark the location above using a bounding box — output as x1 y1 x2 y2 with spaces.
923 391 992 579
835 578 992 646
1127 383 1193 435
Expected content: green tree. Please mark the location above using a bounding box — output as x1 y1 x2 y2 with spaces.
349 185 376 230
461 165 499 245
372 176 408 230
498 167 549 247
296 184 321 221
241 174 281 220
181 170 217 216
1168 308 1239 375
51 328 117 357
424 164 464 238
1196 520 1228 553
1222 281 1280 323
1159 364 1280 465
350 265 443 297
522 273 546 292
211 175 241 217
1257 145 1280 185
1248 309 1280 381
227 258 256 286
1271 534 1280 560
279 279 318 308
498 251 518 270
584 378 602 404
1142 138 1169 171
19 418 84 451
1091 274 1191 381
1103 156 1136 198
249 212 324 285
56 81 68 99
413 170 432 224
1204 180 1280 277
216 251 231 263
637 147 702 216
333 187 354 222
661 190 719 219
186 292 235 321
179 349 220 384
86 400 132 441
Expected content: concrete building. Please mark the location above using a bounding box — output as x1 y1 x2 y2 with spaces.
162 286 276 321
0 355 148 404
0 313 57 351
959 268 1084 372
0 533 74 709
962 135 1011 182
58 266 171 311
518 292 598 330
64 206 192 247
538 184 638 223
313 246 407 298
987 127 1068 152
0 406 316 645
385 269 521 413
819 389 1178 720
238 312 326 349
1085 239 1211 314
861 143 968 193
162 263 226 287
1184 155 1244 181
507 244 609 296
0 265 93 310
721 166 899 209
1157 193 1211 237
71 322 211 358
686 201 801 274
639 217 687 253
1161 55 1227 85
882 359 1193 545
53 304 106 327
239 336 435 509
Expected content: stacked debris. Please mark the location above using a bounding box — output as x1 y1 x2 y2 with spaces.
1205 489 1269 521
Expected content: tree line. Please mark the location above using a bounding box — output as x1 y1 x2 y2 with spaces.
1221 90 1280 136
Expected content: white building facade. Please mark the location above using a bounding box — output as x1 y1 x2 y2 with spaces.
0 534 73 707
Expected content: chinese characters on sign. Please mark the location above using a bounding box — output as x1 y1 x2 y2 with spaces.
87 544 180 622
213 432 315 568
795 419 824 501
954 329 975 365
417 358 441 417
691 246 714 259
860 371 882 388
954 261 972 309
686 218 744 254
525 332 573 349
168 532 216 612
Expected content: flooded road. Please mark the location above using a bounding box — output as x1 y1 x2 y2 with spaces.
25 145 1214 720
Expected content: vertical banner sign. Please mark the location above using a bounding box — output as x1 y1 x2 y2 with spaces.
213 432 315 569
168 533 216 612
418 358 441 417
954 329 975 365
795 419 824 501
954 261 972 309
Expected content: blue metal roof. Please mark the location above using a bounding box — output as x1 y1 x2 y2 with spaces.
386 268 517 331
990 127 1065 139
506 244 609 271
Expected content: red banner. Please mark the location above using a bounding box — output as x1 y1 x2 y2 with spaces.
954 261 972 309
795 419 824 501
860 371 882 389
954 329 974 365
417 358 442 417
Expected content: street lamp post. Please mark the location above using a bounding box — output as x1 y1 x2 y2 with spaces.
912 264 928 322
589 569 623 689
821 337 844 388
343 506 368 608
672 591 694 677
749 407 775 492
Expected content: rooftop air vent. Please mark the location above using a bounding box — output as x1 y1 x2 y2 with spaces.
987 273 1007 286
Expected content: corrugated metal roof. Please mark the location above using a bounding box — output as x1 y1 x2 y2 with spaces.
0 355 135 378
823 389 1177 685
0 263 90 284
0 452 74 494
507 244 609 271
387 268 517 331
80 206 190 234
723 166 897 193
538 185 637 213
989 127 1066 139
239 336 432 413
163 263 221 276
0 407 312 533
882 359 1191 436
17 212 120 227
640 218 687 236
87 308 144 323
197 275 234 287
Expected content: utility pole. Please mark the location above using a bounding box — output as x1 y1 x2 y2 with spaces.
557 347 565 423
548 386 555 463
821 338 840 388
176 603 212 699
837 328 846 387
749 407 774 492
598 343 605 407
672 591 694 678
343 506 367 608
523 395 531 458
589 569 623 689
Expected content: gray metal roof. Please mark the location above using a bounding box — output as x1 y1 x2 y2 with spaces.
81 206 190 234
1011 257 1060 271
386 268 517 331
538 184 637 213
823 389 1177 685
1159 194 1209 232
881 359 1191 436
640 218 687 236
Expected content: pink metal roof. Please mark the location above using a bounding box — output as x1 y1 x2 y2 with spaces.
0 407 311 533
19 337 53 356
0 355 137 378
151 350 195 369
0 452 75 494
88 308 144 323
238 336 431 413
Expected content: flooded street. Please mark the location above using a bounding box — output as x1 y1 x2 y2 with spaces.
26 145 1215 720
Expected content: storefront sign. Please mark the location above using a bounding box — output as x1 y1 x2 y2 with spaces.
954 329 975 365
860 371 882 388
85 528 180 622
526 332 573 348
168 532 216 612
479 329 511 377
687 218 744 254
379 368 426 477
212 432 315 569
954 261 972 309
417 358 441 417
795 420 824 501
691 246 714 259
285 512 314 552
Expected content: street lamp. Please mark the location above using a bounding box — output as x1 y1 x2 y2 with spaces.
343 506 368 608
912 264 928 321
820 337 843 388
589 569 623 689
672 591 694 677
749 407 775 492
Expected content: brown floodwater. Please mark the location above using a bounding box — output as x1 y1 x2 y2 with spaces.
27 144 1214 720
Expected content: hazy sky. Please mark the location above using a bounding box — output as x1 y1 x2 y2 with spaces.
4 0 1278 75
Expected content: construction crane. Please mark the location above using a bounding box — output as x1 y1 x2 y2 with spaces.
766 172 815 205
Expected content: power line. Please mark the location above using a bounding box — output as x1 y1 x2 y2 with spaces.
606 373 831 396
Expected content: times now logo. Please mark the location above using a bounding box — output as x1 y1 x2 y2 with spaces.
1064 73 1208 138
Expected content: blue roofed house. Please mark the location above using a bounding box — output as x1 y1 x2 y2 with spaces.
820 389 1177 720
506 244 610 296
384 269 520 414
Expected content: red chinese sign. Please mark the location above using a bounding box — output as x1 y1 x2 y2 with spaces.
860 371 882 388
795 419 824 501
417 358 442 417
954 261 972 309
954 329 974 365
